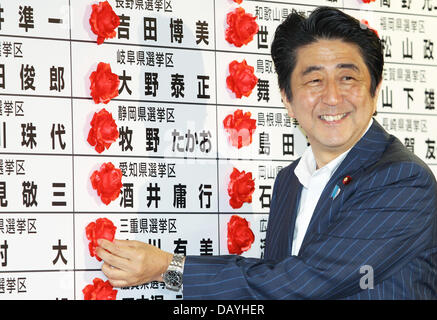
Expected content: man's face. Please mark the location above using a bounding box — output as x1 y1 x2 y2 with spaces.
282 39 381 165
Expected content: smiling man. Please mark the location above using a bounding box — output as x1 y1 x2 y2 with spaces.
97 7 437 299
283 39 380 169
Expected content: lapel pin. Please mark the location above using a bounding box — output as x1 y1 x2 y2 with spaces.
331 184 341 200
342 175 352 185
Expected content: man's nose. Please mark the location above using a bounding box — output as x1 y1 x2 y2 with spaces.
321 80 342 106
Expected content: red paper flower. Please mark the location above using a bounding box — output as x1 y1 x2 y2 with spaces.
89 1 120 45
85 217 117 261
227 215 255 255
225 7 259 47
87 109 119 153
233 0 243 3
83 277 118 300
361 0 376 3
360 19 379 37
226 59 258 98
89 62 120 104
90 162 123 205
223 109 257 149
228 167 255 209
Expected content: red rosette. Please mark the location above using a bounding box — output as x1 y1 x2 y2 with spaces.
87 108 119 153
85 217 117 261
227 215 255 255
225 7 259 47
90 162 123 205
361 0 376 3
89 1 120 45
89 62 120 104
360 19 379 37
83 277 118 300
233 0 243 3
226 59 258 99
227 167 255 209
223 109 256 149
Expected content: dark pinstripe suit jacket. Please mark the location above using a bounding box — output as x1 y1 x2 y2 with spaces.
183 119 437 299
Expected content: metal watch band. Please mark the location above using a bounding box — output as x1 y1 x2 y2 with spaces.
163 254 185 291
170 253 185 271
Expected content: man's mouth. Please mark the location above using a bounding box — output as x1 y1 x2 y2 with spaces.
319 112 349 122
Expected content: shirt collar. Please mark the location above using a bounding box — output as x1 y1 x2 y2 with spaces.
295 118 374 188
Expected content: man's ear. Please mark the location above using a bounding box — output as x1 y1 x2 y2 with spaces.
372 80 383 115
374 80 382 99
280 90 295 118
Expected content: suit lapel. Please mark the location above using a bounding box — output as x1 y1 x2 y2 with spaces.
285 173 302 257
265 161 302 260
297 119 391 255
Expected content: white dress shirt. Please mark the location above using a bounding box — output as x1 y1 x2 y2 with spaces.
291 119 373 256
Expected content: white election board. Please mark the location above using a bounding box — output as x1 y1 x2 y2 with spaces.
0 0 435 300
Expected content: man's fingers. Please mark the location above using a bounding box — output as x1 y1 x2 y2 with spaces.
108 279 129 288
96 245 130 270
97 239 131 259
96 239 161 287
101 263 129 288
101 263 135 288
101 262 126 280
109 239 135 249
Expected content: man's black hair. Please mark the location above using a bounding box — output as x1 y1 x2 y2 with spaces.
271 6 383 102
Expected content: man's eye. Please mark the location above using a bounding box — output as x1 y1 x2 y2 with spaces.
342 76 354 81
308 79 321 84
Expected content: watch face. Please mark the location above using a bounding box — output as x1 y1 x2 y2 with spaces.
164 270 182 288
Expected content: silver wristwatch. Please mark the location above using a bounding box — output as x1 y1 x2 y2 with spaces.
163 254 185 291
